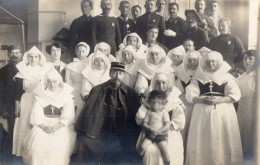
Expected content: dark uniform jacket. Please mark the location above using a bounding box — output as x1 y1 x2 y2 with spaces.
208 33 244 68
75 80 141 139
165 16 188 49
69 15 93 53
91 15 121 55
135 12 166 45
117 16 136 42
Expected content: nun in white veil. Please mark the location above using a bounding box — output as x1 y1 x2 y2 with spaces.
185 51 242 165
22 69 76 165
136 72 185 165
13 46 51 156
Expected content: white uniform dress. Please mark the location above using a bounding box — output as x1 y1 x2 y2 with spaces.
136 87 185 165
65 58 88 120
22 83 76 165
13 47 51 156
237 70 256 158
185 63 242 165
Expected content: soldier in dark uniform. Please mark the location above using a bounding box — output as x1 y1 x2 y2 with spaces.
0 46 22 148
91 0 121 56
135 0 166 45
164 2 188 50
117 1 135 42
184 9 209 50
69 0 93 57
76 62 141 164
195 0 218 39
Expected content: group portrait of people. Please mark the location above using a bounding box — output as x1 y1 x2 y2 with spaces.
0 0 258 165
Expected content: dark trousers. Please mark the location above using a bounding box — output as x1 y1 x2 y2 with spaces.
76 132 141 165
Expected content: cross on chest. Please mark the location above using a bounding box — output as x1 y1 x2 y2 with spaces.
209 81 214 92
50 106 55 115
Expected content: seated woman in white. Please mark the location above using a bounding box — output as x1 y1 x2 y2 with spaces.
136 72 185 165
46 43 67 80
65 42 90 120
117 32 148 60
13 46 51 156
22 69 76 165
81 51 110 99
87 42 117 63
117 45 141 88
135 45 173 95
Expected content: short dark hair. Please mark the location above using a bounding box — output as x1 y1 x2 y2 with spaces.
46 43 65 55
81 0 93 8
148 90 167 103
119 0 130 7
147 25 159 32
169 2 179 10
131 5 142 12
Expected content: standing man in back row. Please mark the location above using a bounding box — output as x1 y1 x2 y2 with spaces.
164 2 188 50
135 0 166 45
117 1 136 42
91 0 121 55
69 0 93 57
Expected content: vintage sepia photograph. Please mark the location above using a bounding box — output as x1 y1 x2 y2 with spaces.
0 0 259 165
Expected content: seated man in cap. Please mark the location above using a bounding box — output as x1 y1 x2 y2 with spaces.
75 62 141 164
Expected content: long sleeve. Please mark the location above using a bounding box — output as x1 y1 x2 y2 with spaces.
65 69 73 85
60 97 75 126
14 78 24 101
176 19 188 38
233 36 245 64
170 99 185 131
224 79 241 102
135 104 148 126
135 73 149 94
91 18 97 49
30 99 45 126
68 19 78 46
157 16 166 45
81 78 93 97
198 29 209 50
115 19 122 50
185 79 200 104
